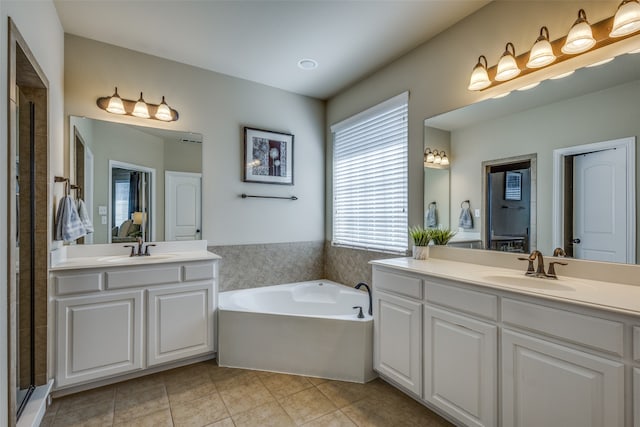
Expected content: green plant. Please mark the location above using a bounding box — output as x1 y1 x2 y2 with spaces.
430 228 457 245
409 226 433 246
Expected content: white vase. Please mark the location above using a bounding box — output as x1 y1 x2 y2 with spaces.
413 245 429 260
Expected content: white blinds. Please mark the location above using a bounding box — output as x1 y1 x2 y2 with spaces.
332 92 408 253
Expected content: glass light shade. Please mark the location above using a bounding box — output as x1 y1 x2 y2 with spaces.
562 10 595 54
526 27 556 68
132 92 150 119
155 96 173 121
434 152 442 164
610 0 640 37
467 55 491 91
106 88 125 114
426 149 435 163
495 43 521 81
440 152 450 166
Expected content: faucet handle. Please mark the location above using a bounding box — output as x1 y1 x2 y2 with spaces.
553 247 566 257
517 257 535 275
352 306 364 319
123 245 136 257
547 261 568 279
144 244 156 256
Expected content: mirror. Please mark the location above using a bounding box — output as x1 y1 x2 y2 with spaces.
70 116 203 244
423 126 450 230
424 50 640 263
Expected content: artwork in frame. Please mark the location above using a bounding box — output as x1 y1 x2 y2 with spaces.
243 127 294 185
504 171 522 201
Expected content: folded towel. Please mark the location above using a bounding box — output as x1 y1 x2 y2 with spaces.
426 203 437 228
55 195 86 242
458 207 473 229
76 198 94 234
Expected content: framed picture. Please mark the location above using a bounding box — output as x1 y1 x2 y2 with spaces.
504 171 522 201
243 127 294 185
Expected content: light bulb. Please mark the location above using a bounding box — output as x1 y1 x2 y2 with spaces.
132 92 150 119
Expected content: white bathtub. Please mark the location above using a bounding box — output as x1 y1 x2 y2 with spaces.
218 280 376 383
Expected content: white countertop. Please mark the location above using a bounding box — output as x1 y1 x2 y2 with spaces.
371 257 640 317
50 240 220 271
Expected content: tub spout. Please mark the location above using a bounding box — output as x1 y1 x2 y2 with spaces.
354 282 372 316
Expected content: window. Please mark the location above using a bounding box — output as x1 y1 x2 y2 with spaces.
331 92 408 253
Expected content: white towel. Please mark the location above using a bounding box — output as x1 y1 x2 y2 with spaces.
55 195 86 242
76 199 94 234
426 203 437 228
458 207 473 229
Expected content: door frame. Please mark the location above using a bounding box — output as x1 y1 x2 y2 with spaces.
552 137 636 263
164 171 202 241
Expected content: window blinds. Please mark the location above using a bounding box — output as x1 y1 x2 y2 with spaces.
331 92 408 253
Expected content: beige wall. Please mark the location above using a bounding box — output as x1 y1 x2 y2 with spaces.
325 1 619 243
1 0 65 421
65 34 326 246
451 79 640 256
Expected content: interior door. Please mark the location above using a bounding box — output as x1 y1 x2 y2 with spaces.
573 148 627 263
165 171 202 241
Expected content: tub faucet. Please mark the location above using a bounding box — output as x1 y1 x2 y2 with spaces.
354 282 372 316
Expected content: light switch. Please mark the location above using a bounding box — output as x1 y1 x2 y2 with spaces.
474 209 481 218
101 215 107 225
98 205 107 215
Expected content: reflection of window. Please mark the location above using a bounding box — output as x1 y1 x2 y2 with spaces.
331 92 408 253
114 179 130 225
505 171 522 201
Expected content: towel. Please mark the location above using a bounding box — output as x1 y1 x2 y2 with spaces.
55 195 86 242
426 203 437 228
458 207 473 229
76 199 94 234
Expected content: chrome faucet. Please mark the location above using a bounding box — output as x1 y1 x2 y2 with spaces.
354 282 372 316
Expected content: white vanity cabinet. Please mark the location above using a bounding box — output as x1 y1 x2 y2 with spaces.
51 257 218 390
372 268 422 395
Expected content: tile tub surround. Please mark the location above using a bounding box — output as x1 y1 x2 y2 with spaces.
209 241 324 292
41 360 453 426
324 242 398 288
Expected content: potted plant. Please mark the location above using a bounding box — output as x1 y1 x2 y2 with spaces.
409 226 433 260
430 228 457 245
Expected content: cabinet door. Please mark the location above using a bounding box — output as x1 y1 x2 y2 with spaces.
373 290 422 395
147 282 215 366
56 291 143 387
502 329 624 427
635 368 640 427
424 305 497 427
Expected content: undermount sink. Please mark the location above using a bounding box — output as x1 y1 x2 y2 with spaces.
481 273 576 291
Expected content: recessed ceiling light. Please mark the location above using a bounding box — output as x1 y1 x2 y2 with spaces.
298 59 318 70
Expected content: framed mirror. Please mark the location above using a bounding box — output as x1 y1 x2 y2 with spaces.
424 49 640 263
69 116 203 245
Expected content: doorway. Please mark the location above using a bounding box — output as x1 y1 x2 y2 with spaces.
482 154 537 253
553 137 636 263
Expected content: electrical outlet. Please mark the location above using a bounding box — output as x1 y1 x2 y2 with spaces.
474 209 481 218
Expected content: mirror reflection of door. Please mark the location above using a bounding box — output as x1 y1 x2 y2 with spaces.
165 171 202 240
109 161 154 243
484 157 535 253
74 127 94 244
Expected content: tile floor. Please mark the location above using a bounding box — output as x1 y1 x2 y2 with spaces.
41 360 454 426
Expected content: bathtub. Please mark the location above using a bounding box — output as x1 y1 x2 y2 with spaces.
218 280 376 383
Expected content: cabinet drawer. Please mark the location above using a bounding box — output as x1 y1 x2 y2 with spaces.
634 327 640 362
373 268 422 299
54 272 102 295
183 262 215 282
502 298 624 356
106 265 181 289
425 280 497 321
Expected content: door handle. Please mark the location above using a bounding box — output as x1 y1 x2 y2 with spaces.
196 229 201 233
571 238 581 244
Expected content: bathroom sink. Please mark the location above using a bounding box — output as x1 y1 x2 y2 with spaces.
481 273 576 291
97 254 177 263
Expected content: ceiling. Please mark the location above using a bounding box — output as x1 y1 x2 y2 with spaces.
53 0 489 100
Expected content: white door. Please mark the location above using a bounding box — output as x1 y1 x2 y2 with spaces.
502 329 624 427
147 282 214 366
165 171 201 241
424 305 497 427
374 290 422 395
55 291 144 387
573 148 627 262
83 146 94 244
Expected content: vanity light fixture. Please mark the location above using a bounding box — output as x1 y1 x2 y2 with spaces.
610 0 640 37
527 26 556 68
562 9 596 54
467 55 491 90
495 43 521 81
424 148 449 167
97 88 179 122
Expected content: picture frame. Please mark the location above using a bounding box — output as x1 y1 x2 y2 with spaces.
243 127 294 185
504 171 522 201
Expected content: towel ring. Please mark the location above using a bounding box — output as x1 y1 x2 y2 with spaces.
429 201 437 207
461 200 470 208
